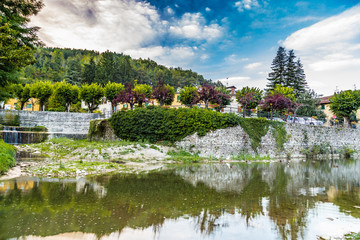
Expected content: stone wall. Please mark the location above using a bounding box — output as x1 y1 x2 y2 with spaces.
0 110 100 134
176 124 360 159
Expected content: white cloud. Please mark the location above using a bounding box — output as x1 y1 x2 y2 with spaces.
30 0 225 70
169 13 223 40
224 54 249 63
245 62 262 70
30 0 164 52
124 46 196 68
218 76 265 89
283 4 360 95
205 7 211 12
235 0 260 12
166 7 174 15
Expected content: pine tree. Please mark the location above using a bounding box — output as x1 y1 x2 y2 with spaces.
81 57 96 84
266 47 287 93
293 59 307 96
267 47 307 97
284 50 297 90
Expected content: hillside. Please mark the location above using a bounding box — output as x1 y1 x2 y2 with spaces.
19 48 214 88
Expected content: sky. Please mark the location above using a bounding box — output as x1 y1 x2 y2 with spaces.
30 0 360 96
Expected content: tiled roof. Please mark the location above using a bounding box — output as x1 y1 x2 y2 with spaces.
320 95 332 104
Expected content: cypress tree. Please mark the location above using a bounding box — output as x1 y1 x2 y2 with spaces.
284 50 297 90
266 46 287 93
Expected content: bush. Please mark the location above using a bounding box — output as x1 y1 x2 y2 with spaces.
0 139 17 174
109 107 283 152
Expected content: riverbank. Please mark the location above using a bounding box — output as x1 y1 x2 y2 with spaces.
0 138 277 180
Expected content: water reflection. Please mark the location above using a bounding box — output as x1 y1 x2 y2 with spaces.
0 159 360 240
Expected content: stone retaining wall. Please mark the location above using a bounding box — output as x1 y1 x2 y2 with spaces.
176 124 360 159
0 110 100 134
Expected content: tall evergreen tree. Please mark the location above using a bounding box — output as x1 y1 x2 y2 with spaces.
95 50 115 85
65 58 82 84
266 46 287 93
284 50 297 90
267 47 307 97
293 59 307 96
81 57 96 84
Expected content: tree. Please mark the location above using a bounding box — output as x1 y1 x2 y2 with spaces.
293 59 307 96
133 84 152 107
296 89 325 119
65 58 82 84
30 81 53 111
329 90 360 128
236 87 263 117
197 84 220 109
266 46 287 93
262 85 296 119
53 80 80 112
262 94 294 119
114 83 144 110
267 47 307 96
0 0 43 101
95 50 115 85
11 83 31 110
152 80 175 106
104 81 124 113
179 86 199 108
284 50 297 91
211 86 231 112
81 57 96 84
80 83 104 113
269 84 295 101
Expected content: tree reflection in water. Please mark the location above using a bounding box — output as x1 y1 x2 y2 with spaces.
0 159 359 240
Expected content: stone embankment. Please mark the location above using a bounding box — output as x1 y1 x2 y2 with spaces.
177 124 360 159
0 110 100 140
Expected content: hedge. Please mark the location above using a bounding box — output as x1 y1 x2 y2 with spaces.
109 107 287 151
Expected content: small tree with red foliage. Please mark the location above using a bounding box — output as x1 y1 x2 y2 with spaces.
152 80 175 106
198 84 221 109
262 93 294 119
113 83 146 110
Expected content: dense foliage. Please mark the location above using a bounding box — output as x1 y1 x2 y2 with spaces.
330 90 360 127
0 139 16 174
19 47 214 88
0 0 43 102
236 87 262 117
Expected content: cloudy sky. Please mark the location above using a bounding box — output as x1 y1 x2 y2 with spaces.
30 0 360 96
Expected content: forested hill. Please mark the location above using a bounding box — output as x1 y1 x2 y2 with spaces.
19 47 214 88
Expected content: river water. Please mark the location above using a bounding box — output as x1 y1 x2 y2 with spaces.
1 159 360 240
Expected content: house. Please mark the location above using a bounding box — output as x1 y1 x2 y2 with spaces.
318 95 360 127
3 98 40 111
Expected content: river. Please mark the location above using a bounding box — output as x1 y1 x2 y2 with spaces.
1 159 360 240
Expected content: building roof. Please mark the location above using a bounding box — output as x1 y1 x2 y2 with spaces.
320 95 333 104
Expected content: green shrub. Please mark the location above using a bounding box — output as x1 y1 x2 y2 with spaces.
109 107 240 143
0 139 17 174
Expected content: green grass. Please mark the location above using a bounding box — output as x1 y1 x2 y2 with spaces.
167 150 204 163
231 152 271 161
27 138 139 160
0 139 17 174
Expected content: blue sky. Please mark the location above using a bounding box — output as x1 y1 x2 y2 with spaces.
30 0 360 95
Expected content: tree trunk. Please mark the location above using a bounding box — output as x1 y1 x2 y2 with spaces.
205 100 209 109
242 105 246 118
344 117 350 128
